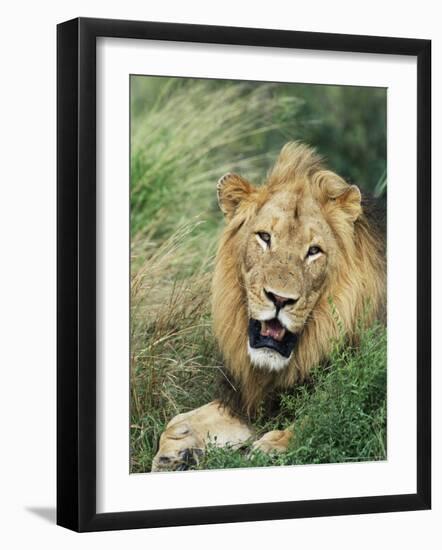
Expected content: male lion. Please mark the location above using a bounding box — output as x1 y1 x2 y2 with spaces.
151 142 386 472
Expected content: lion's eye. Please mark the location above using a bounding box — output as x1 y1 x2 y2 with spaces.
257 232 271 245
307 245 321 257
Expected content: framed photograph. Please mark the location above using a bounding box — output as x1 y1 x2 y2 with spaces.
57 17 431 532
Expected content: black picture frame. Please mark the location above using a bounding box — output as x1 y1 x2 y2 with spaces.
57 17 431 532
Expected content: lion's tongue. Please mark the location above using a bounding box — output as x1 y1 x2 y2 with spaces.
260 319 286 342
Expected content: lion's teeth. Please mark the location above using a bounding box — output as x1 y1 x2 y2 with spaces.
260 320 286 341
260 321 269 336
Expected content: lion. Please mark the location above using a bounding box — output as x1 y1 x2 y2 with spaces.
151 142 386 472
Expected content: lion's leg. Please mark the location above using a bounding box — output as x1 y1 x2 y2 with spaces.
151 401 253 472
251 428 293 454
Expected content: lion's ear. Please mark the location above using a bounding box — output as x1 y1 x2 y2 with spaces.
315 170 362 223
335 185 362 222
217 173 255 219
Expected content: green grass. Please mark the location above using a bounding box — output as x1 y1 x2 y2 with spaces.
129 76 387 474
199 323 387 470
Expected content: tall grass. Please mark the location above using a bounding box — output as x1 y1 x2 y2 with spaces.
130 76 387 473
130 220 220 472
131 79 300 247
130 79 300 472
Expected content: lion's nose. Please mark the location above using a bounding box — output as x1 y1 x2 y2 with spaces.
264 289 298 308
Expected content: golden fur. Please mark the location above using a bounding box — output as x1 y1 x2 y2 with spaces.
151 401 253 472
212 142 386 416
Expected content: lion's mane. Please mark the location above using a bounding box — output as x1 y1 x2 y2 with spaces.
212 143 386 417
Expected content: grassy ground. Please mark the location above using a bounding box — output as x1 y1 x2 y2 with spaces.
199 323 386 470
130 76 387 473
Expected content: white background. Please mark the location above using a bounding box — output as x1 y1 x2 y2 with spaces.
97 39 417 512
0 0 440 548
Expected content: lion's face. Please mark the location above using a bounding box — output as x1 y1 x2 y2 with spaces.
216 147 361 373
242 189 334 371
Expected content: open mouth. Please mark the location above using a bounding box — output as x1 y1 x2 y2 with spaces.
248 318 298 358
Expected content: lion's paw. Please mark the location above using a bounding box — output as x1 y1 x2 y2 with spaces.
152 401 253 472
151 421 204 472
251 429 293 454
